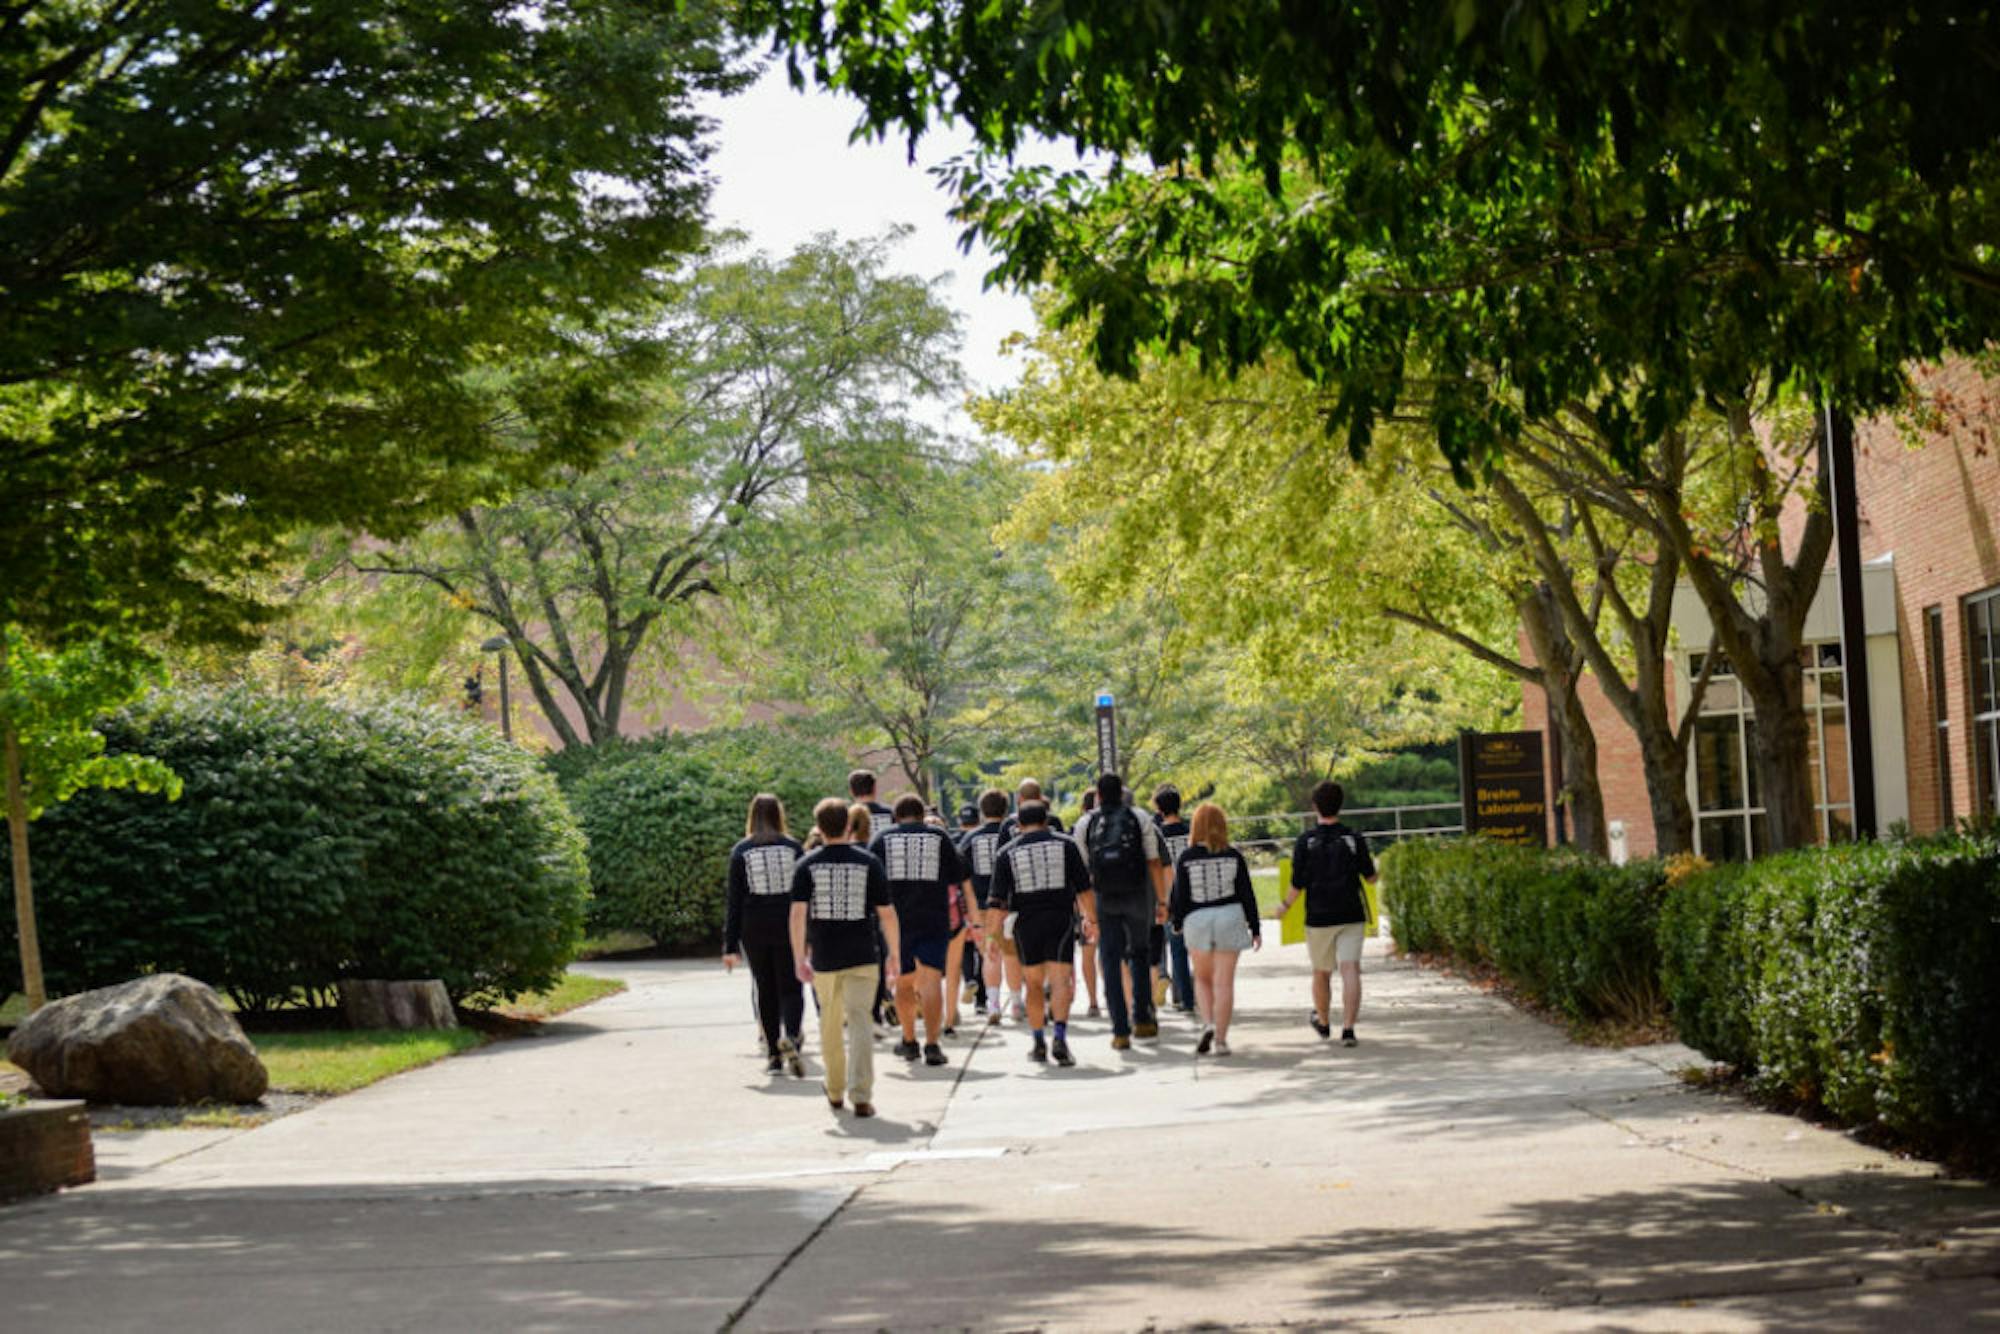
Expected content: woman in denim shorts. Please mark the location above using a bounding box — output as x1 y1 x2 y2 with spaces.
1168 802 1262 1056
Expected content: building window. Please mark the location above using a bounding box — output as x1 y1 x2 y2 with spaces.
1925 605 1953 826
1689 645 1854 860
1970 588 2000 819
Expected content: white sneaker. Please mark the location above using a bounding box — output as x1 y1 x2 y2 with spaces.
1213 1038 1232 1057
1009 994 1026 1021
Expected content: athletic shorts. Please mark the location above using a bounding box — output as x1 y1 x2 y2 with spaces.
1012 911 1076 968
1183 903 1254 953
1307 922 1368 970
901 933 950 973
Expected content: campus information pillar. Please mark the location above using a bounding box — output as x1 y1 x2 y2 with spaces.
1096 691 1118 777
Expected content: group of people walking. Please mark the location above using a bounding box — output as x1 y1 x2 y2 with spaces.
721 768 1379 1119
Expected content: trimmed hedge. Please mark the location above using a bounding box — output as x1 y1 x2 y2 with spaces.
1380 838 1667 1024
1659 835 2000 1143
555 728 850 948
2 689 589 1007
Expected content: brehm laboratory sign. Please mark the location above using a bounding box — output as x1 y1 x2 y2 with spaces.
1458 731 1550 847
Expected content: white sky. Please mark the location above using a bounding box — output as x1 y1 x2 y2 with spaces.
699 62 1072 422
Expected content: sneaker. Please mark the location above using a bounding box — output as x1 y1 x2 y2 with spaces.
1309 1013 1331 1039
987 1007 1005 1026
1009 995 1027 1021
766 1051 784 1074
1110 1034 1131 1051
1051 1037 1074 1067
853 1101 876 1118
894 1038 921 1061
1342 1028 1358 1048
825 1087 844 1111
1153 976 1170 1005
943 1024 958 1039
924 1043 948 1067
780 1037 804 1078
961 982 979 1004
1214 1038 1232 1057
1086 1003 1102 1018
1133 1021 1159 1040
1196 1027 1215 1055
1029 1036 1049 1063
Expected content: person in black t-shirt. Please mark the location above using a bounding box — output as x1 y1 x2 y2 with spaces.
791 797 899 1117
985 801 1097 1066
871 794 976 1067
960 788 1023 1025
1168 802 1262 1056
1153 784 1197 1013
1274 780 1378 1047
946 801 984 1027
723 794 808 1077
847 770 897 1026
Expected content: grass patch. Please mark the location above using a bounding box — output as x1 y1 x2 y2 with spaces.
480 972 625 1022
254 1029 486 1096
576 929 654 960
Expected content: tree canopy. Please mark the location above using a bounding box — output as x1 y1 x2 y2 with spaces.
3 1 747 644
760 2 2000 470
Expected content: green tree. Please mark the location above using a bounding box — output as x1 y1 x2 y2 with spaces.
3 2 747 644
761 2 2000 470
2 630 178 1009
349 235 964 748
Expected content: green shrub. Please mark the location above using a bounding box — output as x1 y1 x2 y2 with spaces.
555 727 850 947
1 689 588 1006
1659 835 2000 1142
1379 838 1667 1024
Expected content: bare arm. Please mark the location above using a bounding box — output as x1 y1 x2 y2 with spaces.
877 905 901 982
789 902 811 984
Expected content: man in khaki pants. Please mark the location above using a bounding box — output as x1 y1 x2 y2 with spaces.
792 798 899 1117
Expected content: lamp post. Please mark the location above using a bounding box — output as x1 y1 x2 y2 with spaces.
480 636 513 743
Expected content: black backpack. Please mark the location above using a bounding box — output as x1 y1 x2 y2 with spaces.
1087 802 1148 899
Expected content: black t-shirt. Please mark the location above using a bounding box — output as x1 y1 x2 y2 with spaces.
723 835 806 953
958 820 1010 904
790 843 891 973
1169 844 1262 937
1291 822 1376 927
989 828 1090 918
1156 817 1192 872
999 811 1065 843
869 820 967 942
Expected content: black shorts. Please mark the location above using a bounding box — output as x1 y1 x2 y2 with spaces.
900 933 950 974
1013 911 1076 968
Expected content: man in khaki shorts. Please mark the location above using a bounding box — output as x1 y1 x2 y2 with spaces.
1274 780 1377 1047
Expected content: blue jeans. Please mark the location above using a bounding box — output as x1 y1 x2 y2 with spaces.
1168 929 1194 1009
1097 900 1156 1036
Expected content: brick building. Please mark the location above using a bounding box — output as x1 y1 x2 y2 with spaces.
1524 362 2000 860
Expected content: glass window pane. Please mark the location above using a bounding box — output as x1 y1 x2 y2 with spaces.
1974 598 1997 716
1696 716 1745 812
1744 715 1762 809
1823 706 1851 806
1750 814 1769 858
1820 670 1843 703
1826 809 1854 844
1700 815 1749 863
1700 678 1740 713
1980 719 2000 816
1806 711 1825 809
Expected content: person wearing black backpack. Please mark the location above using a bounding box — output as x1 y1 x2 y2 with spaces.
1073 772 1168 1050
1273 780 1379 1047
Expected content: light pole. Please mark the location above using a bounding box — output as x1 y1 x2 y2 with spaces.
480 636 513 743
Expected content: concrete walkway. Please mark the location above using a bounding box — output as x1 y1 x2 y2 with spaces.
4 938 1998 1331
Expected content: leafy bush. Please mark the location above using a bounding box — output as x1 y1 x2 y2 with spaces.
1658 835 2000 1143
1380 837 1667 1024
554 727 850 947
1 689 588 1006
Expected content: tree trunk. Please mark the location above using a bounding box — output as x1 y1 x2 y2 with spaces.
1520 591 1609 856
1 635 46 1011
1738 634 1820 853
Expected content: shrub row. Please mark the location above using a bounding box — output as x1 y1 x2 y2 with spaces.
1380 838 1667 1024
2 689 589 1007
553 728 851 948
1660 835 2000 1144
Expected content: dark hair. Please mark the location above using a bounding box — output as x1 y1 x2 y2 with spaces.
1017 800 1049 827
814 796 851 839
745 793 788 841
847 769 877 798
893 793 927 822
979 788 1009 819
1096 772 1124 806
1080 789 1098 813
1153 784 1181 816
1311 780 1345 818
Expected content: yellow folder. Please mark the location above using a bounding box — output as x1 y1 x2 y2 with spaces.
1278 857 1307 946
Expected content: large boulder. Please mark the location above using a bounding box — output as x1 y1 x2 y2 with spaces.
6 974 268 1105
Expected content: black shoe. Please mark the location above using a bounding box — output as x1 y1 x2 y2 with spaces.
1309 1012 1331 1039
1341 1028 1358 1048
1051 1037 1074 1067
1196 1027 1215 1055
895 1038 921 1061
1029 1036 1049 1063
942 1025 957 1039
924 1043 948 1067
766 1052 784 1073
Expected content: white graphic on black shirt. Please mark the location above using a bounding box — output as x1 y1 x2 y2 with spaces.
1007 840 1070 898
1187 857 1236 906
882 831 942 882
1164 834 1190 867
810 862 871 921
969 833 998 876
745 845 796 897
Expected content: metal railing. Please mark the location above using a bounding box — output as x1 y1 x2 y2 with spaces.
1229 801 1465 856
